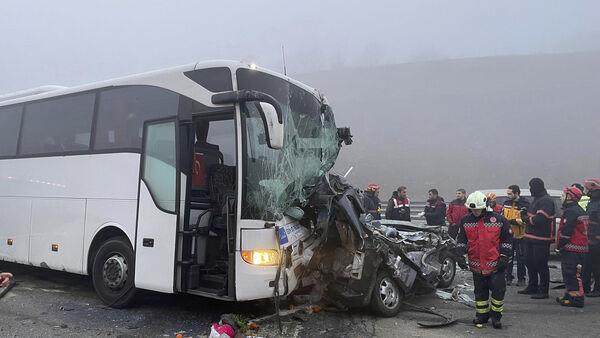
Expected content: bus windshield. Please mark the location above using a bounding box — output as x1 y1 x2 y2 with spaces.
238 69 339 220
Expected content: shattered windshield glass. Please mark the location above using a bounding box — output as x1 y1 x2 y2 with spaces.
237 69 340 220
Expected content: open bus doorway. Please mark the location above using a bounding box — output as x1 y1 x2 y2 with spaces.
179 112 238 299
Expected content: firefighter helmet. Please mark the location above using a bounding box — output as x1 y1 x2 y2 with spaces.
584 178 600 192
466 191 487 210
564 186 583 201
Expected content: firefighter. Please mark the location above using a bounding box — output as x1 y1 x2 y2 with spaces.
518 178 556 299
486 192 503 213
456 191 512 329
502 185 530 286
363 183 382 220
583 178 600 297
556 186 588 307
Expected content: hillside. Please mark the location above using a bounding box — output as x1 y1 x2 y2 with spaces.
296 52 600 200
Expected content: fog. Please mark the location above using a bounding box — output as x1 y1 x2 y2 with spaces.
2 1 600 200
298 52 600 200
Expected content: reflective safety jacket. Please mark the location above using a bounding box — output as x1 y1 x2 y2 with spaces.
502 197 530 239
385 197 411 221
456 211 513 276
579 196 590 211
524 192 556 242
557 202 589 253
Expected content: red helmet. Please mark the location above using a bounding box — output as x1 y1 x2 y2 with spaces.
367 183 381 192
584 178 600 192
564 186 583 201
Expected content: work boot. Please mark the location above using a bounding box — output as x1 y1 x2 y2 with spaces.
531 293 549 299
491 317 502 329
557 293 584 308
517 287 537 295
473 316 489 326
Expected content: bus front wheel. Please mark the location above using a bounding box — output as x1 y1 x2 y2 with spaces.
92 237 136 308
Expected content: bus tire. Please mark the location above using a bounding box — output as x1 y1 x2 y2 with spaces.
91 236 136 308
370 270 403 317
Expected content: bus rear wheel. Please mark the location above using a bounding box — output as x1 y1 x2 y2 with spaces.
92 237 136 308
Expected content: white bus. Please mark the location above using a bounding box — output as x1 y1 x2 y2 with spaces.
0 61 341 307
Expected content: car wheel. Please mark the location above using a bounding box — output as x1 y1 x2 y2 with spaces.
370 270 403 317
92 237 136 308
437 256 456 288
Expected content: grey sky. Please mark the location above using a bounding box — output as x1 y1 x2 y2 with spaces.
2 0 600 93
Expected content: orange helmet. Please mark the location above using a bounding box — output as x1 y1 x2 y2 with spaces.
486 192 497 201
367 183 381 192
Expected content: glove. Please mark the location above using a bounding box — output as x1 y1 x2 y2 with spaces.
557 237 569 251
457 256 468 270
497 255 509 271
417 212 425 218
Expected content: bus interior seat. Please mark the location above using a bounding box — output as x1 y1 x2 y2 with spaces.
206 164 236 259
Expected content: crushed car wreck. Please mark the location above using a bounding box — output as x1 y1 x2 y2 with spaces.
239 91 458 318
288 174 458 317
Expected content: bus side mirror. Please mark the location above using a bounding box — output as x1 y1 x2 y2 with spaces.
256 102 284 149
212 90 284 149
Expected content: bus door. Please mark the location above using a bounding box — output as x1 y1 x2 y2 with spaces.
135 118 180 293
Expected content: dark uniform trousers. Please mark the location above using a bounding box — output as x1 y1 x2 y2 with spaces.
473 270 506 320
561 251 585 292
525 241 551 294
583 244 600 293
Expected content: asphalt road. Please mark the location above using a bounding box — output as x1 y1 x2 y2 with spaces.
1 260 600 337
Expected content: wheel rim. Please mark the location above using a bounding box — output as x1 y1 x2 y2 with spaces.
440 257 454 283
102 254 128 290
379 277 400 309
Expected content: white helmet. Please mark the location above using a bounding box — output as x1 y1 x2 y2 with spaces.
465 191 487 210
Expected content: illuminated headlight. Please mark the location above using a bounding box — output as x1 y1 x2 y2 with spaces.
241 249 279 266
249 63 258 70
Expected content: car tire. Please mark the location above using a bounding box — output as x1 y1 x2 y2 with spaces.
91 236 136 308
370 270 403 317
437 256 456 289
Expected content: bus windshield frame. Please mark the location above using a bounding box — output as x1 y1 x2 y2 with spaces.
237 69 340 221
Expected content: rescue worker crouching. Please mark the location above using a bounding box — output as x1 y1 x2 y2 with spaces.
455 191 513 329
555 186 588 307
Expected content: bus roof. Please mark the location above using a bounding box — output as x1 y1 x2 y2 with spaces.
0 60 322 108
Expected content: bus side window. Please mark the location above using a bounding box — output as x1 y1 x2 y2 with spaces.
95 86 179 151
0 105 22 157
20 93 95 155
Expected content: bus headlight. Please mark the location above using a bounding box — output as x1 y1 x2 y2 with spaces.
241 250 279 266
